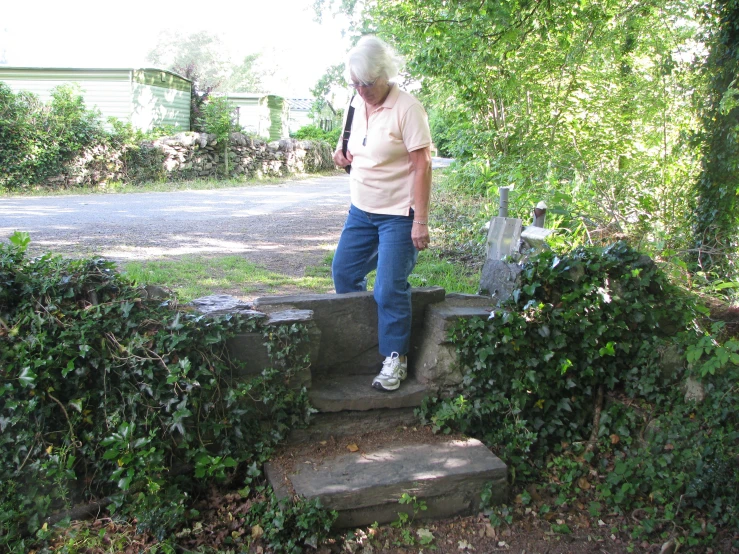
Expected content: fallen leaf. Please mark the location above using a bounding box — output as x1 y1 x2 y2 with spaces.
251 524 264 539
610 434 620 444
483 523 496 538
578 477 591 490
664 443 674 451
497 541 508 548
458 539 475 551
417 528 434 541
347 443 359 452
320 441 327 445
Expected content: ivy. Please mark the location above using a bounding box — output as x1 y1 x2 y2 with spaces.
0 236 327 550
419 242 739 544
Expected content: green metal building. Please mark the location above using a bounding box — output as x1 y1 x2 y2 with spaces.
226 92 289 141
0 67 191 131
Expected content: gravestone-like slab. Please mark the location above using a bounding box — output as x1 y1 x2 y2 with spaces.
266 438 507 528
478 259 522 303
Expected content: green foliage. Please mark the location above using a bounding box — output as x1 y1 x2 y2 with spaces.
245 491 337 553
418 242 739 543
291 124 341 147
201 97 238 175
389 493 430 548
0 83 106 190
0 239 316 549
317 0 723 280
693 0 739 274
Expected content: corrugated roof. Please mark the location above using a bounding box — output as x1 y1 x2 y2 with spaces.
287 98 314 111
0 66 192 82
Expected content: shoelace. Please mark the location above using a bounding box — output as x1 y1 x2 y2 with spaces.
380 357 399 377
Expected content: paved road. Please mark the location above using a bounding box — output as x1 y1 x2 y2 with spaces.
1 159 454 273
0 174 352 270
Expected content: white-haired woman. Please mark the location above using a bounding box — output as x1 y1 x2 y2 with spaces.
332 35 432 392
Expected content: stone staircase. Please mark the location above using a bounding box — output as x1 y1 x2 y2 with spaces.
198 287 509 528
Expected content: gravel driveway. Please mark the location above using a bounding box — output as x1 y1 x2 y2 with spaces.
1 174 352 279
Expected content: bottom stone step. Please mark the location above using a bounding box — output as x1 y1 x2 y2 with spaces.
288 408 419 443
266 430 507 528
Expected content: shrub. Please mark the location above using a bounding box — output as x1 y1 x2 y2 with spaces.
419 241 739 544
291 124 340 147
0 234 327 550
0 83 106 191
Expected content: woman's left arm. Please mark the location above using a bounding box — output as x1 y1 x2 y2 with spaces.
409 146 432 251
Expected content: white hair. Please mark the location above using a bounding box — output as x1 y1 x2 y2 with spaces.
346 35 405 84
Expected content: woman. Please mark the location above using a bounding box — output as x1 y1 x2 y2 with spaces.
332 36 432 392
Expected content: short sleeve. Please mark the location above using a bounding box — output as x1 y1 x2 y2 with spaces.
400 102 432 153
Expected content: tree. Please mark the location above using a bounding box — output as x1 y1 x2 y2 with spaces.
146 31 265 93
693 0 739 274
316 0 705 253
202 97 238 176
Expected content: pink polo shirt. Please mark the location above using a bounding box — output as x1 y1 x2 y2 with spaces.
345 84 431 216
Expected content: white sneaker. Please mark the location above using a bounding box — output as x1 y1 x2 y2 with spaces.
372 352 408 392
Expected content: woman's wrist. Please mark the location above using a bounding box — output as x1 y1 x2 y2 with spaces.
413 220 428 225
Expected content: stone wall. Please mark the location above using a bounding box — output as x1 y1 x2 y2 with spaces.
47 133 335 188
153 133 335 180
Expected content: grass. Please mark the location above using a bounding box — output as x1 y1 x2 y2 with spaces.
120 255 335 303
114 169 488 301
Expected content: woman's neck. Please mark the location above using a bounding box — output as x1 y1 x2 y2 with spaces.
366 83 393 111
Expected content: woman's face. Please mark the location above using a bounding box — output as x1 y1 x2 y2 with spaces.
351 74 390 107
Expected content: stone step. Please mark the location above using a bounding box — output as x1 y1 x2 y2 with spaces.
308 374 430 413
288 408 419 444
265 430 507 528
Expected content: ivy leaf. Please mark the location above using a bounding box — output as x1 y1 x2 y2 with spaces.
18 366 37 387
62 359 76 377
599 342 616 356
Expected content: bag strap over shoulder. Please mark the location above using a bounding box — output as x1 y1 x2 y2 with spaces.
342 94 356 174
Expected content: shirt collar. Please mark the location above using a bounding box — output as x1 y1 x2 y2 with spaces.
352 82 400 112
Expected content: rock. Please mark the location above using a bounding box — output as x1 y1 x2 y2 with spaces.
253 288 446 377
683 376 706 402
144 285 172 300
478 259 522 304
265 437 507 528
189 294 260 317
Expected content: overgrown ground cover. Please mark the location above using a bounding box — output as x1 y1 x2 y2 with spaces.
1 167 738 552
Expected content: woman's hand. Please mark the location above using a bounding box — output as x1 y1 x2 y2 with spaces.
333 149 353 169
412 221 430 251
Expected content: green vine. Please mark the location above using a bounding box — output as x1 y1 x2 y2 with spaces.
419 242 739 546
0 234 330 551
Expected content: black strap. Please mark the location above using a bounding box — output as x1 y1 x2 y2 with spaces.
342 94 356 174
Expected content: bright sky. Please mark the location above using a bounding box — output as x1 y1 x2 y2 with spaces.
0 0 351 98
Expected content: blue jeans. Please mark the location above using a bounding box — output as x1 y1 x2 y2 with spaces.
332 204 418 357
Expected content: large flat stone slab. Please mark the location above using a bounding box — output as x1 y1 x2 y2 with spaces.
226 309 320 389
309 375 430 412
266 437 507 528
414 301 495 387
254 287 446 376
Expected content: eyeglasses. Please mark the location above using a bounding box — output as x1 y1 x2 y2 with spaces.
348 78 378 89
